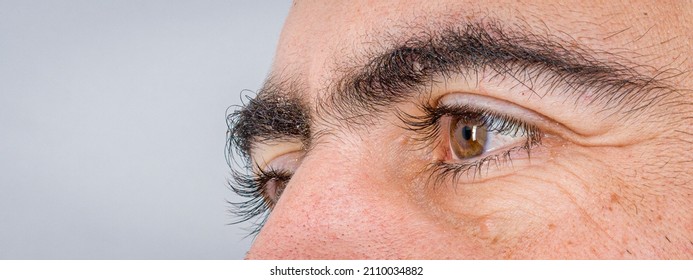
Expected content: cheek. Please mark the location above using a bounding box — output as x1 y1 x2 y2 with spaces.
250 118 691 258
251 134 486 258
419 142 647 257
427 170 586 243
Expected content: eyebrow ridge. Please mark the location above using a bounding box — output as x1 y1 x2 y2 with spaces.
322 20 681 124
226 80 311 163
227 19 683 164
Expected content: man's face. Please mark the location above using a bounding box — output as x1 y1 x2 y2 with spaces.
229 0 692 259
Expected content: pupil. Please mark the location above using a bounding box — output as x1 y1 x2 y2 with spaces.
462 126 473 140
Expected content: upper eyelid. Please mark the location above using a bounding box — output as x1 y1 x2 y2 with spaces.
244 16 676 125
236 22 679 163
250 141 304 171
296 22 675 129
434 93 578 138
408 107 542 184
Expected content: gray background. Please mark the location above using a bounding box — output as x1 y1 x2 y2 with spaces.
0 0 291 259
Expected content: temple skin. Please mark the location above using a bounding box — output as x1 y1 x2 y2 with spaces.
241 0 692 259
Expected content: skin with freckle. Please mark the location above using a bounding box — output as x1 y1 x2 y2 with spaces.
243 0 692 259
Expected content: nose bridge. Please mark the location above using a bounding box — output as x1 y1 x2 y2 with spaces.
245 138 407 258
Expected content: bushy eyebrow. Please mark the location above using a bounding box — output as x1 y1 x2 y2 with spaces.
227 20 681 162
226 80 310 164
326 21 680 122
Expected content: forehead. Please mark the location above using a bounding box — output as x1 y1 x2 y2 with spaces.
271 0 691 96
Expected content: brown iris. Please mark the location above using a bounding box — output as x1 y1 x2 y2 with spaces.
449 117 488 159
262 177 287 208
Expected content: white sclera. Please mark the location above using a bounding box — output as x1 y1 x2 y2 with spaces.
441 93 529 159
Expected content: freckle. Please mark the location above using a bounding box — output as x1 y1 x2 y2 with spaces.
491 237 499 244
610 193 619 203
548 223 556 230
657 215 662 221
567 240 573 245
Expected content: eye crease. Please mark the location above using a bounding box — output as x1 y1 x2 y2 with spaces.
398 96 543 184
227 17 679 236
228 5 693 259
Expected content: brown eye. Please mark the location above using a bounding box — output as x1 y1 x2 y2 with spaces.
449 117 488 159
262 177 288 208
256 151 303 209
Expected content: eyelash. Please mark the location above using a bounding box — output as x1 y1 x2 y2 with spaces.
230 102 542 234
399 102 542 184
228 167 292 236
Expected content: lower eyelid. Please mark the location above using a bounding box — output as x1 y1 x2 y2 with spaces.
432 102 543 168
429 138 547 185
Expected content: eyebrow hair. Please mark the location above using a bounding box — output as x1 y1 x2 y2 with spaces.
325 21 681 123
228 20 682 162
226 80 310 163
